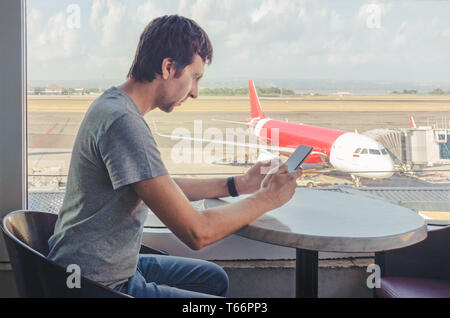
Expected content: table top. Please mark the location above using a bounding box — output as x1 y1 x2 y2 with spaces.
204 188 428 253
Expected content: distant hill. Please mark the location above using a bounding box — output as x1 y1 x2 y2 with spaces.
199 87 295 96
28 78 450 95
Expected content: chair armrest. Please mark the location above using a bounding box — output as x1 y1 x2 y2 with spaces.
376 226 450 280
139 244 169 255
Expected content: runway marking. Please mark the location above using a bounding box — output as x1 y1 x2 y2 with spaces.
30 122 59 150
58 118 71 134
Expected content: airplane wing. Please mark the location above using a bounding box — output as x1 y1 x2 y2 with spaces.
212 119 251 126
150 119 329 162
155 130 295 155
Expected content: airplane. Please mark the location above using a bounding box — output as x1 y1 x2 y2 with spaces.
154 80 396 185
244 80 395 181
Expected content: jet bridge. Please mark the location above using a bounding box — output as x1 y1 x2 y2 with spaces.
364 126 450 167
364 129 404 163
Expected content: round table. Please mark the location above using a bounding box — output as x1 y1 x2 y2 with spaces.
205 188 428 298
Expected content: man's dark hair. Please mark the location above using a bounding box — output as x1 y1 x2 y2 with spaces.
128 15 213 82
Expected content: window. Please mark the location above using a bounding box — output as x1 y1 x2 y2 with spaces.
24 0 450 258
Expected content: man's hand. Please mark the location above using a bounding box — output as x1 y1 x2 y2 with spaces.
235 159 285 195
256 164 303 210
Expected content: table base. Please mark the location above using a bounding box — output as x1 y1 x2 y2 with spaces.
296 249 318 298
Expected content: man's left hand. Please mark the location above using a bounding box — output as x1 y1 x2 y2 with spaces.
235 159 281 195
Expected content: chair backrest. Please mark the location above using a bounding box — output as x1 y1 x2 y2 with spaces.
3 210 57 256
1 210 130 298
376 226 450 280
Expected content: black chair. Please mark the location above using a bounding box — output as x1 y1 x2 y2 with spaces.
375 226 450 298
1 210 168 298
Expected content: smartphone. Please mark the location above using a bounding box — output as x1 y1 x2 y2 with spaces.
285 145 314 173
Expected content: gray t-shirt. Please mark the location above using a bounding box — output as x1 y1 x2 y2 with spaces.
47 87 168 288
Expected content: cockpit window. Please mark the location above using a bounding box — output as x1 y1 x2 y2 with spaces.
369 149 381 155
360 149 368 154
381 148 388 155
355 148 361 154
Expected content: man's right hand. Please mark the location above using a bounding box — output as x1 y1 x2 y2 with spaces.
256 164 302 210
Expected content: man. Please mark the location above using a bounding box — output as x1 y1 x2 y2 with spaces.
48 15 301 298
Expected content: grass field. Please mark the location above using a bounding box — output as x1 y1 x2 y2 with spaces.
27 94 450 113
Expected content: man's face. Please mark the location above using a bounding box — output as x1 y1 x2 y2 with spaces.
158 54 205 113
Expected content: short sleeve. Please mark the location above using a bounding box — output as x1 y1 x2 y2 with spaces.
98 114 168 190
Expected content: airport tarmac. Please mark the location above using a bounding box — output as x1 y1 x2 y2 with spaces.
27 95 450 189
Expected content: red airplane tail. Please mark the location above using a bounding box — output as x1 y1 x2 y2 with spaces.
409 115 417 128
249 80 266 119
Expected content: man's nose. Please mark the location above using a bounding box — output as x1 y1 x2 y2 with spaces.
189 84 198 99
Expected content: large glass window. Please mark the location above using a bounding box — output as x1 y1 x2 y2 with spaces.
27 0 450 225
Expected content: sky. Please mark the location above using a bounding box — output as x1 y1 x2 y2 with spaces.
27 0 450 85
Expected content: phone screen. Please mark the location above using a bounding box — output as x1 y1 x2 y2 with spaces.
285 145 314 172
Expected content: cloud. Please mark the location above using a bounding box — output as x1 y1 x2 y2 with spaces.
250 0 306 23
27 8 79 61
27 0 450 83
175 0 231 37
356 2 392 28
90 0 105 30
298 6 308 22
330 11 344 32
191 0 215 24
251 0 275 23
101 0 127 47
391 33 407 47
136 1 164 24
90 0 127 47
85 54 130 73
389 21 407 47
441 29 450 38
231 49 250 66
225 30 251 49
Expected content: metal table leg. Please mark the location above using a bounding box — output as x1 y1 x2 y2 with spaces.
296 248 318 298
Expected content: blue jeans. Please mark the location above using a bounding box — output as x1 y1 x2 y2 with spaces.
114 254 229 298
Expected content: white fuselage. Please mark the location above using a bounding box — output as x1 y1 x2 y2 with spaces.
330 133 395 179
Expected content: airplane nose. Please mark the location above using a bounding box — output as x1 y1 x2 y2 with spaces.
364 156 395 178
381 157 395 178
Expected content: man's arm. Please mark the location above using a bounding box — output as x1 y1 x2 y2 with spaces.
173 161 280 201
173 177 243 201
133 165 300 251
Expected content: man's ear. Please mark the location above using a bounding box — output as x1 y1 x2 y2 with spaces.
161 58 176 80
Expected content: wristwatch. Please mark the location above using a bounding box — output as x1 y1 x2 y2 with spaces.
226 176 239 197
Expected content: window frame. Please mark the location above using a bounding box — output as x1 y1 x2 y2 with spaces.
0 0 27 262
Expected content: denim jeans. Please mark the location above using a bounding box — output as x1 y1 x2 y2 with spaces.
113 254 229 298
